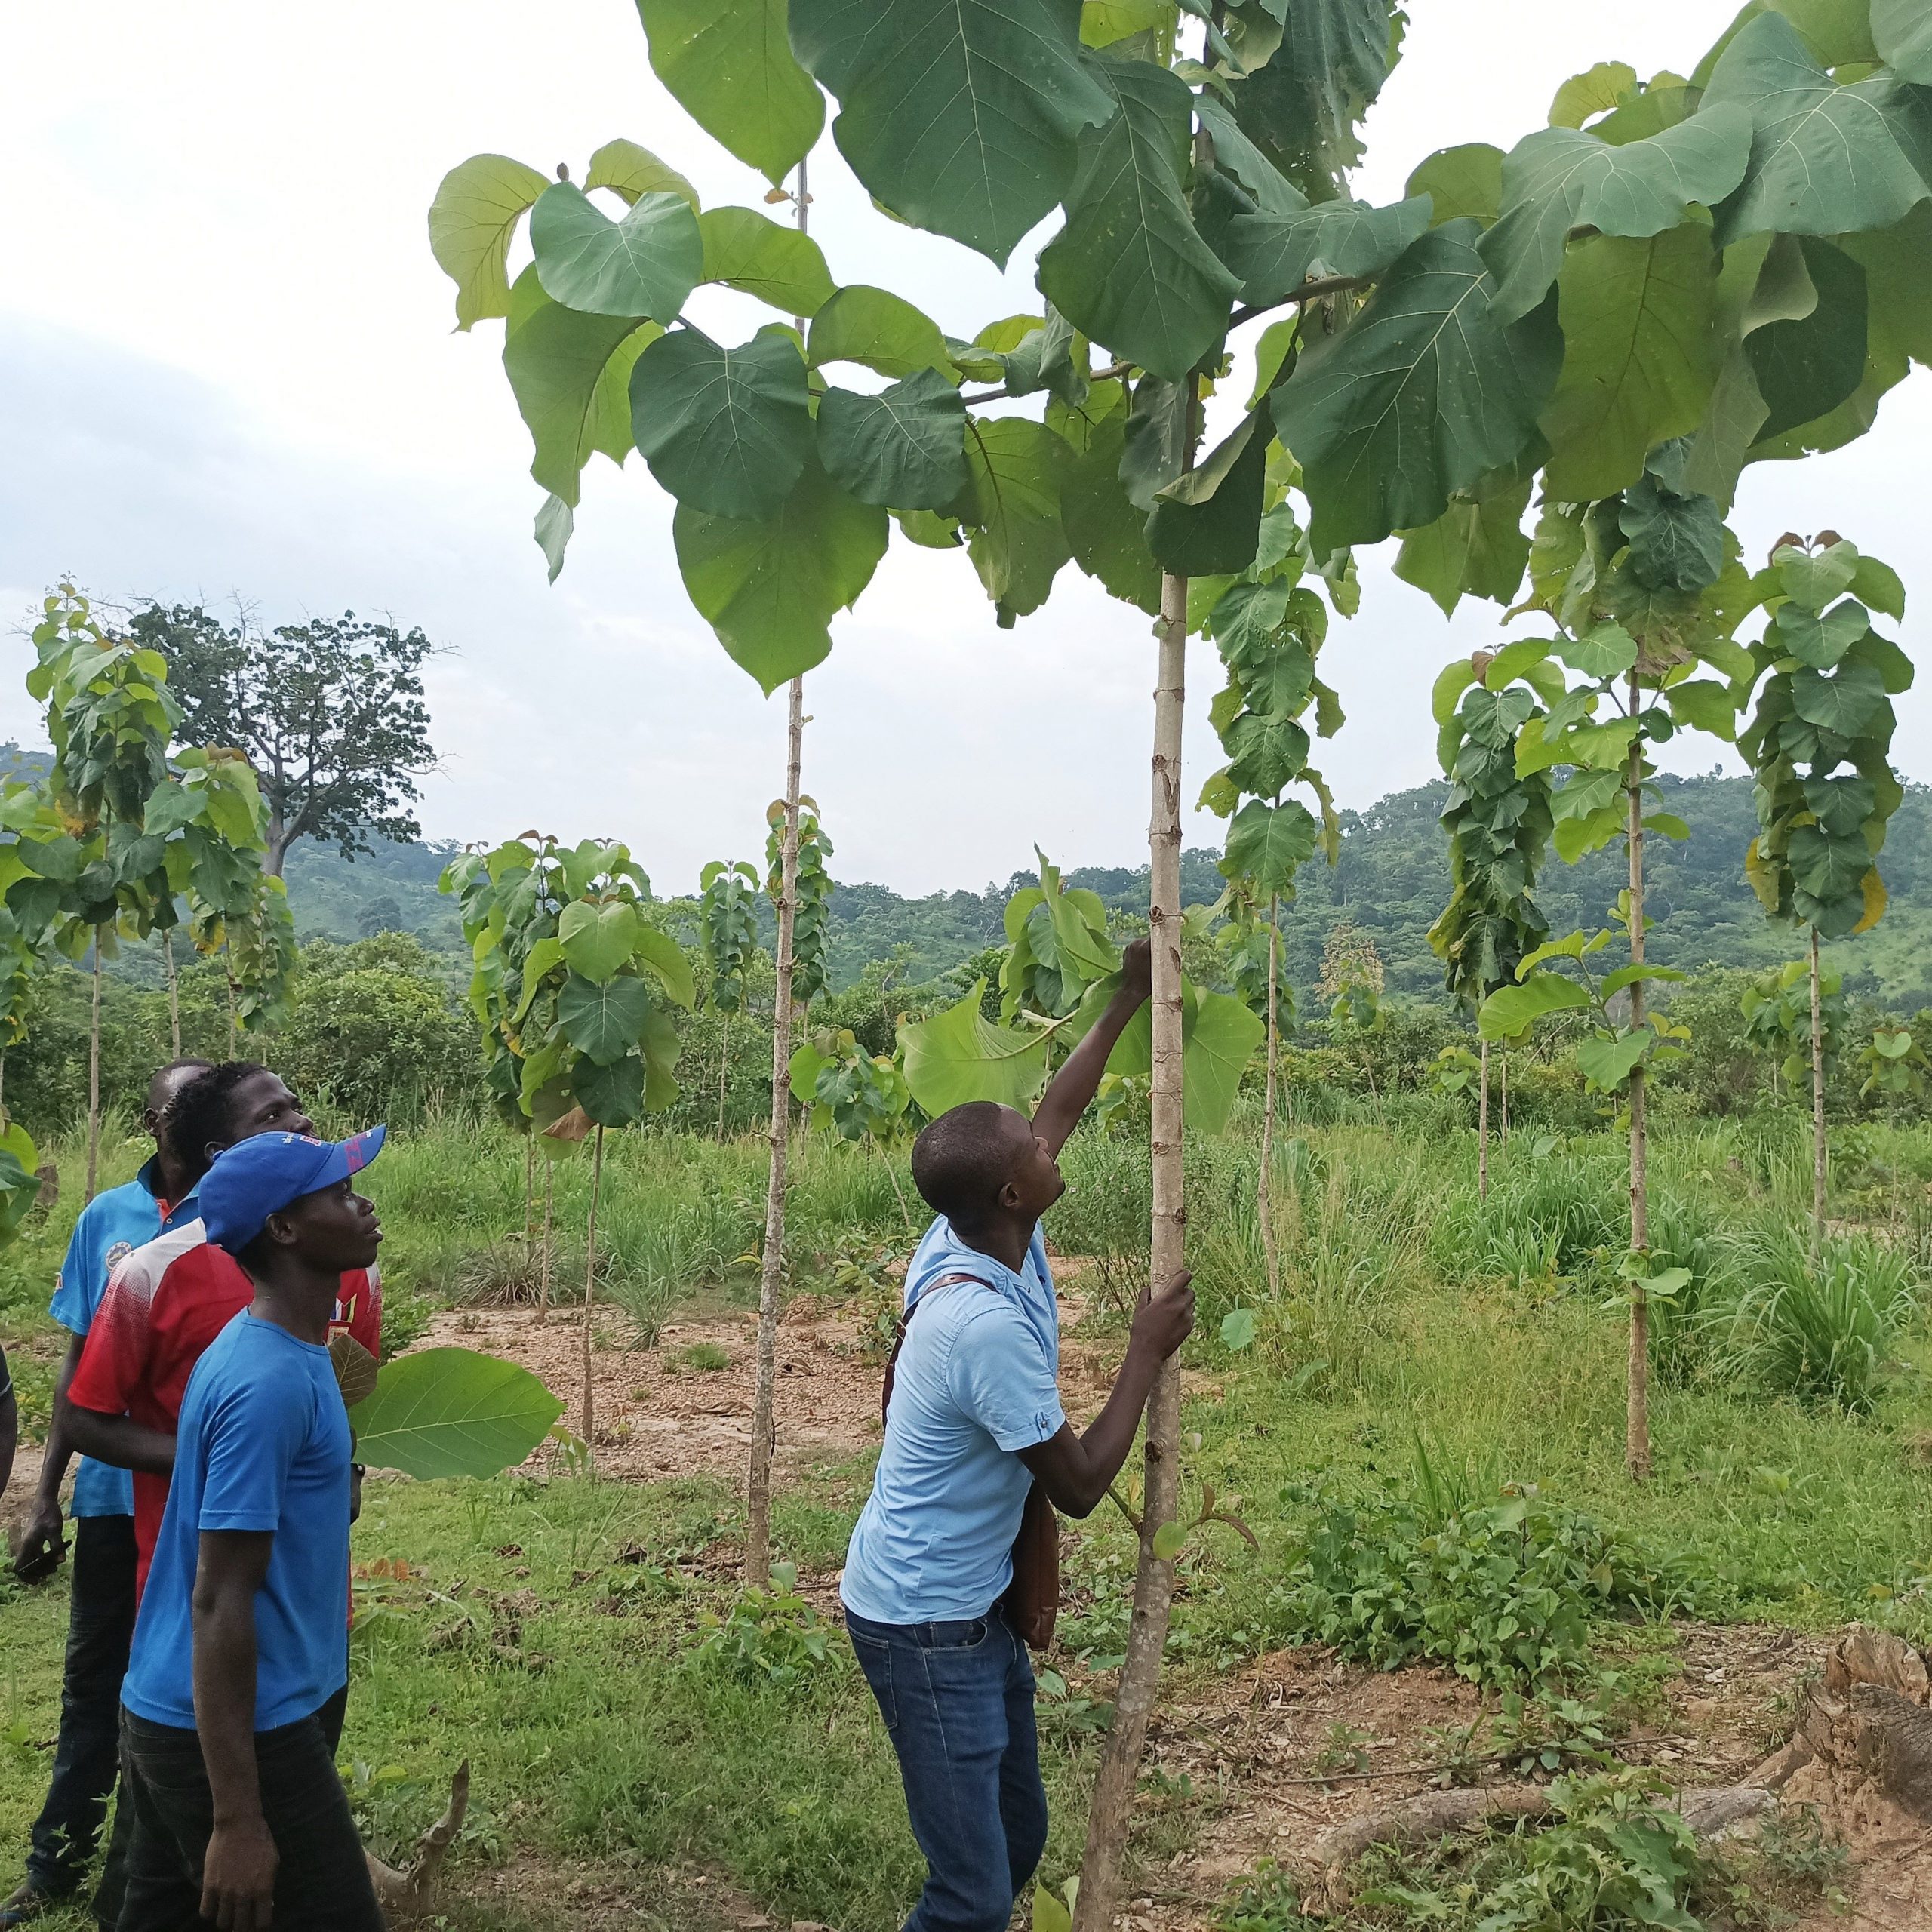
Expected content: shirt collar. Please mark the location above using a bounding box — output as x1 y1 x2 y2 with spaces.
137 1153 200 1224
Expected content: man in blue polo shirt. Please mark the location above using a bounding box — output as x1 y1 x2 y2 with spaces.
4 1058 208 1930
117 1126 388 1932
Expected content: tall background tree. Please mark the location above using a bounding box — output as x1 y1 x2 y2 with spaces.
131 603 438 875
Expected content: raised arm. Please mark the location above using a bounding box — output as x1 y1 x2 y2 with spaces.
1031 938 1152 1158
1019 1269 1193 1518
192 1527 278 1930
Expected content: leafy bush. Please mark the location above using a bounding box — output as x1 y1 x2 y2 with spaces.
1271 1480 1697 1689
690 1564 835 1689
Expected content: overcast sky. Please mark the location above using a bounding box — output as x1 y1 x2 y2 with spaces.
2 2 1926 898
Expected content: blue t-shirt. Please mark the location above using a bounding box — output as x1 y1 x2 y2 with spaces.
51 1160 198 1518
122 1312 352 1733
841 1216 1066 1626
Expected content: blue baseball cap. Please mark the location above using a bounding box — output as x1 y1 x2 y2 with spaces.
200 1128 386 1254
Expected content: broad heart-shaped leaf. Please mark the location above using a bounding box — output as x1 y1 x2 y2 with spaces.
817 370 968 509
1789 821 1874 909
630 325 813 519
1394 471 1534 616
675 455 889 692
1479 972 1590 1041
1876 0 1932 82
808 285 955 380
1147 407 1268 576
1704 12 1932 245
1232 0 1398 191
1577 1027 1652 1091
1746 236 1868 441
1791 659 1887 737
789 0 1115 266
558 971 654 1065
1407 144 1504 225
1538 224 1719 501
1057 383 1161 614
429 154 550 330
958 417 1073 625
349 1347 563 1482
1273 221 1560 554
574 1051 648 1126
1223 195 1432 307
1479 106 1752 325
1035 54 1239 383
629 924 697 1008
1224 714 1311 796
1620 474 1725 592
1179 989 1265 1135
1775 596 1869 669
503 269 660 509
897 977 1051 1114
558 898 642 983
699 208 835 318
1549 60 1638 129
1220 798 1318 894
529 183 704 322
586 138 699 210
635 0 824 184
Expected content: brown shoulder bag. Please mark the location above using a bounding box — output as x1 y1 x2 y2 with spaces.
881 1274 1059 1651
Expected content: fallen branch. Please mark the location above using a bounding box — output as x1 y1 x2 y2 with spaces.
365 1760 469 1920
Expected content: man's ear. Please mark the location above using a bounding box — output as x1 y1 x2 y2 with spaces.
262 1207 300 1252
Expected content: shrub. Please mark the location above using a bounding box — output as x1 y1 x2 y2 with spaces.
691 1564 835 1690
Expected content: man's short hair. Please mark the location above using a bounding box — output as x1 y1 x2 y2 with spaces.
911 1103 1020 1230
147 1058 214 1112
168 1062 269 1180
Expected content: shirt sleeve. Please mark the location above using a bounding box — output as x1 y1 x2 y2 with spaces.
49 1202 101 1335
947 1303 1066 1453
198 1369 312 1533
66 1266 152 1418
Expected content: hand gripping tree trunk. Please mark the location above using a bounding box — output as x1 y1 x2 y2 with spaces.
1624 690 1651 1483
1074 566 1190 1931
1258 900 1281 1305
1810 926 1827 1264
85 937 103 1204
1478 1038 1491 1203
747 671 804 1587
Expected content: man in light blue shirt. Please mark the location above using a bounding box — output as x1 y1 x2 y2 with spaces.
4 1059 208 1930
843 940 1194 1932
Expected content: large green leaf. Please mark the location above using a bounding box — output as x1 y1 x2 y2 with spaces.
1539 224 1719 501
1147 408 1269 575
429 154 550 331
631 925 697 1008
1406 144 1504 224
817 369 968 509
1223 195 1432 306
1774 597 1869 668
1620 473 1726 592
1221 797 1318 894
1791 659 1887 736
349 1347 563 1482
1179 989 1265 1135
1577 1027 1653 1090
674 456 889 691
630 325 814 519
1875 0 1932 82
1057 384 1161 613
699 207 836 318
575 1052 648 1126
1036 54 1239 381
1479 972 1591 1041
1273 221 1558 553
502 269 660 509
1479 107 1752 324
1745 236 1869 441
897 978 1051 1113
958 417 1073 625
558 899 642 983
558 972 653 1065
1703 12 1932 245
1394 472 1534 616
529 183 704 321
808 285 955 379
635 0 824 184
1233 0 1398 190
585 139 700 210
1224 714 1311 796
789 0 1115 266
0 1123 40 1248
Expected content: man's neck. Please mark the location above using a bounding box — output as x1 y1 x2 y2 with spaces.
952 1215 1034 1276
152 1150 197 1208
245 1263 338 1346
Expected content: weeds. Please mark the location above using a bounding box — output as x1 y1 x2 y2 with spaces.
690 1563 836 1690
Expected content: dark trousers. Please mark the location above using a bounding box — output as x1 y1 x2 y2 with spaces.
117 1686 380 1932
25 1514 137 1900
846 1604 1050 1932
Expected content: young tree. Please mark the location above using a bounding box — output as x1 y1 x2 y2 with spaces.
697 859 761 1138
132 604 437 876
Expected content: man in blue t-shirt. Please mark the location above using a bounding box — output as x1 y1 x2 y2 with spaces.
116 1125 388 1932
4 1057 208 1930
842 940 1195 1932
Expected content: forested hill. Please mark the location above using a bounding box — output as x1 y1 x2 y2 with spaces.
6 745 1928 1009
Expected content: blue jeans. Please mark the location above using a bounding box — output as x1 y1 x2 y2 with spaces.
846 1604 1049 1932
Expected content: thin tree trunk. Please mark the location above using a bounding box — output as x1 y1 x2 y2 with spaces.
1259 900 1281 1305
1625 689 1651 1484
1500 1049 1509 1144
718 1015 731 1141
1478 1037 1491 1203
537 1158 554 1326
1075 562 1191 1932
163 928 181 1060
1810 925 1827 1264
86 937 103 1204
523 1134 535 1244
0 1054 8 1131
748 671 806 1586
223 942 239 1056
875 1135 914 1232
581 1125 605 1467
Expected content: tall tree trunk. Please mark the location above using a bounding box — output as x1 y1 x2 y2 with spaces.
1624 690 1651 1483
0 1053 8 1130
1075 564 1191 1932
522 1134 535 1244
223 942 239 1056
1500 1048 1509 1144
1258 899 1281 1304
581 1125 605 1466
162 928 182 1060
1478 1037 1491 1203
265 811 288 880
537 1158 554 1327
86 936 103 1204
718 1014 731 1141
1810 925 1827 1265
748 672 805 1586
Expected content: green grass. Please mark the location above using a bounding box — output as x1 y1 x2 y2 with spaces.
5 1106 1932 1925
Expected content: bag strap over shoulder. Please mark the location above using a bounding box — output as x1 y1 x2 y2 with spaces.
879 1272 992 1426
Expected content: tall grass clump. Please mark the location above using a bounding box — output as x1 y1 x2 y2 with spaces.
1642 1192 1740 1387
1715 1229 1922 1413
1434 1143 1625 1290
